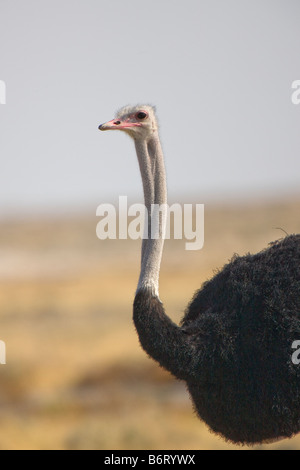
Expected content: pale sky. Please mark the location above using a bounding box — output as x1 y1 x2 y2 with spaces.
0 0 299 215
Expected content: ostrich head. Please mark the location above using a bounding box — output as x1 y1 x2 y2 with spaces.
98 105 158 140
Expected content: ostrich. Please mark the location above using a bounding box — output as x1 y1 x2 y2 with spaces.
99 105 300 445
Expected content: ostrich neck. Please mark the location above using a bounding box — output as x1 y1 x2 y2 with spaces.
135 133 167 298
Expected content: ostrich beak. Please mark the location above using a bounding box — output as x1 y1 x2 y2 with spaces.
98 119 142 131
98 119 120 131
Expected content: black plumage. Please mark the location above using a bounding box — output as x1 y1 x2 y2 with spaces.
134 235 300 444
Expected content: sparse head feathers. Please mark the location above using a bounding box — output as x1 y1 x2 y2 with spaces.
99 104 159 138
115 104 159 138
116 104 157 119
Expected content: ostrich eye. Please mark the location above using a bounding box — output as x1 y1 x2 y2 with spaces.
136 112 147 120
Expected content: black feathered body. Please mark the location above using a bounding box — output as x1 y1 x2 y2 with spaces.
134 235 300 444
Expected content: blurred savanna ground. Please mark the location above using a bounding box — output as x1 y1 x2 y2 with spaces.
0 197 300 450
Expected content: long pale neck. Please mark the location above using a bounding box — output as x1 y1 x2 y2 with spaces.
135 133 167 298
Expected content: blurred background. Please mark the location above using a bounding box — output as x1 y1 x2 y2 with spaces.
0 0 299 450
